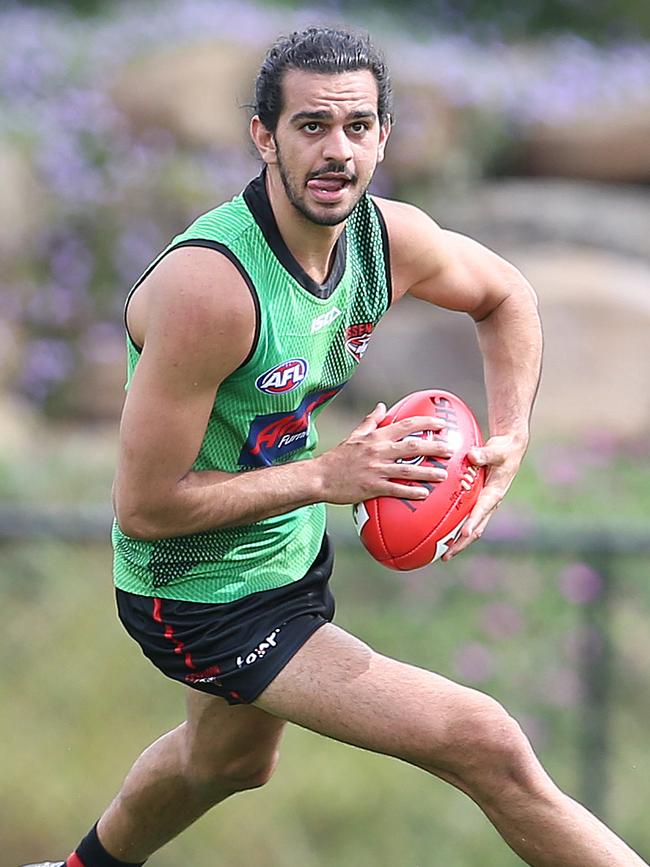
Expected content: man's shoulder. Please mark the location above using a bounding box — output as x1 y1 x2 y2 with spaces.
129 241 257 378
178 189 256 249
132 243 257 356
367 197 457 300
370 195 431 221
148 244 254 309
370 196 447 259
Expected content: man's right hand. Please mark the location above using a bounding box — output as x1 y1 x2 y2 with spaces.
315 402 454 505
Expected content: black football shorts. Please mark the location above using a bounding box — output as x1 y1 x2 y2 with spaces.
116 534 335 705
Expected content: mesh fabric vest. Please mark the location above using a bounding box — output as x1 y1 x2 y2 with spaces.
112 172 392 603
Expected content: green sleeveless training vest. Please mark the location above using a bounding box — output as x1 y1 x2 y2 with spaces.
112 172 392 603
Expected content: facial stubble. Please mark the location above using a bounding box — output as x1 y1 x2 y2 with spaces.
274 140 371 227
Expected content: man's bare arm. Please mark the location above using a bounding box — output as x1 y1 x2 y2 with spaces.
375 199 543 556
407 226 542 440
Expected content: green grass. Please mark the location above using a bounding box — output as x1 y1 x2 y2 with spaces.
2 539 650 866
2 419 650 865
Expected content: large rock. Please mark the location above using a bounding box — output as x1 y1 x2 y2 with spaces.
509 244 650 438
431 180 650 261
381 79 460 186
524 97 650 182
0 395 37 453
0 146 49 258
111 41 261 149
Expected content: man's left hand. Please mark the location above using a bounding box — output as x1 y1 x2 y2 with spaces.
442 434 527 560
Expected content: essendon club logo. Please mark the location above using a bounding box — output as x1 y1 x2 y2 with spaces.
345 322 374 363
239 386 342 468
255 358 308 394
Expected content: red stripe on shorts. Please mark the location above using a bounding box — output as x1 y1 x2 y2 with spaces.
152 598 196 670
67 853 87 867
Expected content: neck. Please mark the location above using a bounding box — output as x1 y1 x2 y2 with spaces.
265 168 345 284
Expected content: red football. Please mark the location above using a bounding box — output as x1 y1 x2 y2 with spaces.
352 389 485 570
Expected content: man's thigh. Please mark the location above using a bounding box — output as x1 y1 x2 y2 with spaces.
254 622 504 776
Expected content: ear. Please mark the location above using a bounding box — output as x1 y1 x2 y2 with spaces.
250 115 278 165
376 118 392 164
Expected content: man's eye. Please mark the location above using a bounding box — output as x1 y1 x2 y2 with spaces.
303 123 322 133
349 122 369 133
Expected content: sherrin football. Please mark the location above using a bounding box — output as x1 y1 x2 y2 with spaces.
352 389 485 570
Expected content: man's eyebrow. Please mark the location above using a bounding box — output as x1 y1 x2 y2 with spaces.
289 109 378 125
347 109 378 121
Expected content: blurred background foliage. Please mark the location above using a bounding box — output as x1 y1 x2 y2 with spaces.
20 0 650 40
2 0 650 865
3 0 650 418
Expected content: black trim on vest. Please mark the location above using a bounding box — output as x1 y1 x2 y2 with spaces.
242 170 347 300
123 240 261 370
371 199 393 309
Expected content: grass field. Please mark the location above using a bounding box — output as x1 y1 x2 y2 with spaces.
3 540 650 865
2 420 650 865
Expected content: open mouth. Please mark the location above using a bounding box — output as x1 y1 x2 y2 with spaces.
306 173 353 202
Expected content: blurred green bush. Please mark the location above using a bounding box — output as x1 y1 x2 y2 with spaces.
22 0 650 40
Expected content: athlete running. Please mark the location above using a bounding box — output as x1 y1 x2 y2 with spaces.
24 26 647 867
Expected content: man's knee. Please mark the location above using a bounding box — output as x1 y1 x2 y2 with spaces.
217 748 280 792
432 695 540 796
184 744 280 795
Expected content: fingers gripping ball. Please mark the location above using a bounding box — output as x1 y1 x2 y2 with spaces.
352 389 485 570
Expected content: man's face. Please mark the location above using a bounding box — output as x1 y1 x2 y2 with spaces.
267 69 390 226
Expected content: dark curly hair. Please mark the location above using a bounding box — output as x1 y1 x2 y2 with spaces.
254 27 393 132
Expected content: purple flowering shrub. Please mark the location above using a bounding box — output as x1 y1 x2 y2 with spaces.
1 2 267 414
2 2 650 413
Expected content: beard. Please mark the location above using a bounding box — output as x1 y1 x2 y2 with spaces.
275 145 371 226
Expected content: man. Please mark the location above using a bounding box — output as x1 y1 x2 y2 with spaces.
26 26 647 867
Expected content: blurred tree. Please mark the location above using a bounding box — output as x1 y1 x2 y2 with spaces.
295 0 650 41
19 0 650 38
19 0 106 16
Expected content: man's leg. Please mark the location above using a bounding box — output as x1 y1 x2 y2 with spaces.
255 623 647 867
94 691 286 863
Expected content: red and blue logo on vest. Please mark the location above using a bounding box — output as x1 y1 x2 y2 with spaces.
239 385 343 468
345 323 374 363
255 358 308 394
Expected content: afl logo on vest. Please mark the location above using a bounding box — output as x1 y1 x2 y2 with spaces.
255 358 309 394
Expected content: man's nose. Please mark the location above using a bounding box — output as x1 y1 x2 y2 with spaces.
322 127 354 163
